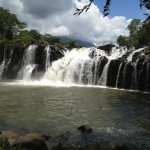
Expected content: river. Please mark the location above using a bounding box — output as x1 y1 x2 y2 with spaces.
0 80 150 146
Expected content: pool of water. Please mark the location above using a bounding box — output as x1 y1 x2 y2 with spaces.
0 80 150 146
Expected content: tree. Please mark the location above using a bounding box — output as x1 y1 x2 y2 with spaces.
127 19 141 38
138 18 150 46
43 34 60 44
117 18 150 48
74 0 150 17
117 35 129 47
0 7 26 40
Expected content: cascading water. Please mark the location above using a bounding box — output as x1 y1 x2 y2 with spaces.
0 46 13 79
45 45 51 71
0 61 5 79
98 60 111 86
43 47 130 86
17 45 37 80
115 62 123 87
0 43 149 91
0 46 6 78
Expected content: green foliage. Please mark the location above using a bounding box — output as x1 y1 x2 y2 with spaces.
17 29 42 43
127 19 141 37
116 35 129 47
43 34 60 44
117 18 150 48
0 7 26 40
138 18 150 46
66 40 76 47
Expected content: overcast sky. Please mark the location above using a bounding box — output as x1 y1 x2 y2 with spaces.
0 0 132 45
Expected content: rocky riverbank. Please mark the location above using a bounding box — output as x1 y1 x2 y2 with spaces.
0 126 148 150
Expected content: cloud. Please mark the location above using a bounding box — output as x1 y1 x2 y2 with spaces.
0 0 129 45
20 0 73 19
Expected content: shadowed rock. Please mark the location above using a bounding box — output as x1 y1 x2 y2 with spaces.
13 133 48 150
78 125 93 133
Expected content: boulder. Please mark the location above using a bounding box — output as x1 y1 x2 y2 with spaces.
87 141 137 150
13 133 48 150
78 125 93 133
97 44 115 54
0 131 19 145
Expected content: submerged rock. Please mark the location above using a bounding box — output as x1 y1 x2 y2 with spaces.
78 125 93 133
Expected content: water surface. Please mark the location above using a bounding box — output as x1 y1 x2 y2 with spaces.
0 80 150 146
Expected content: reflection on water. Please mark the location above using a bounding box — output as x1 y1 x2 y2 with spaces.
0 80 150 145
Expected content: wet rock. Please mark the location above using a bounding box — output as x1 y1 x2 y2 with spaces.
13 133 48 150
123 62 134 89
78 125 93 133
97 44 115 54
96 56 108 84
51 143 78 150
87 141 137 150
107 59 122 87
143 46 150 55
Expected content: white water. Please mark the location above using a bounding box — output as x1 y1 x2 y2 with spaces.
45 45 51 71
43 47 129 85
0 46 13 78
98 60 111 86
115 62 123 87
0 61 5 78
0 46 6 78
12 45 148 91
17 45 37 80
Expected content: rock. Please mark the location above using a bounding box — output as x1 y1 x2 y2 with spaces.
0 131 19 145
96 56 108 84
51 143 78 150
13 133 48 150
88 141 137 150
143 46 150 55
107 59 122 87
78 125 93 133
97 44 115 54
101 141 136 150
123 62 134 89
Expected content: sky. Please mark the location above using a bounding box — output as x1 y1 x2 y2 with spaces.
0 0 147 45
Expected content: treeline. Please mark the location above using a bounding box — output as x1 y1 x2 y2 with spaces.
0 6 150 49
117 17 150 48
0 7 79 48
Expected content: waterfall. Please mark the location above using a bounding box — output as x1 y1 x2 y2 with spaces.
98 60 111 86
45 45 51 71
0 46 13 79
0 61 5 79
0 46 6 78
43 46 139 86
43 48 92 84
4 49 13 72
132 59 140 89
115 62 123 87
17 45 37 80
